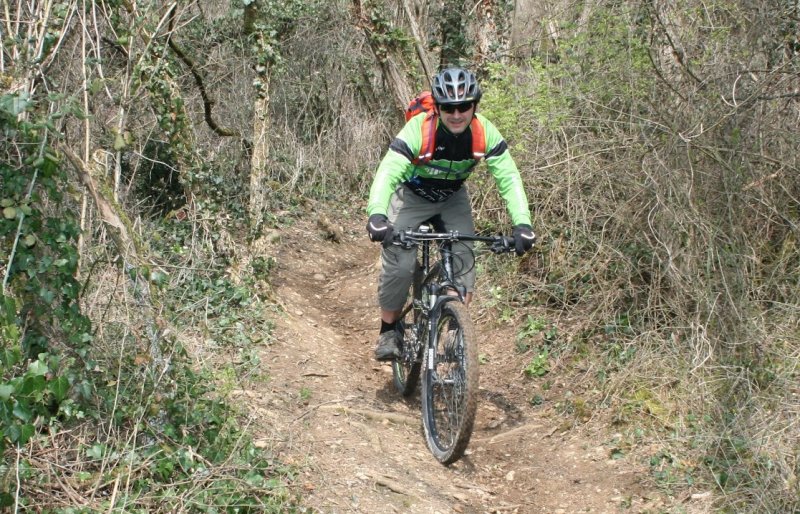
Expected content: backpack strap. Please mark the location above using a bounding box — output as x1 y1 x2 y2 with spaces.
469 117 486 160
412 112 438 164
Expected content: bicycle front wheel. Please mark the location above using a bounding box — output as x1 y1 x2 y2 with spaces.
421 301 478 465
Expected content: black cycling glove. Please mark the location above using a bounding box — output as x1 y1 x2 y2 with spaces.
512 224 536 256
366 214 393 246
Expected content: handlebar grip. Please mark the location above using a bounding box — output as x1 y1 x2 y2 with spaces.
490 236 515 254
391 230 415 249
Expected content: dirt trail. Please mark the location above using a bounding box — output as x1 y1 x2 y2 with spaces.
249 218 674 513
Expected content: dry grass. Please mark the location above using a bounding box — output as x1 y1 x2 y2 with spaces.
466 9 800 506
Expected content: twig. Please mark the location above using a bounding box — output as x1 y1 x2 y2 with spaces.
14 446 21 514
292 397 355 423
372 475 418 498
319 405 417 426
165 5 238 137
487 504 525 512
52 468 91 508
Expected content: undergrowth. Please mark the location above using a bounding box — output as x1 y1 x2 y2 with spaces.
473 4 800 511
0 93 300 512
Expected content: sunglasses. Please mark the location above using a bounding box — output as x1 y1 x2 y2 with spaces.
439 102 474 114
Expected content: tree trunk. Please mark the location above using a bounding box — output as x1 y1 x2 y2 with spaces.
401 0 434 80
510 0 547 61
474 0 512 66
250 72 270 221
62 145 166 368
380 59 413 114
352 0 413 116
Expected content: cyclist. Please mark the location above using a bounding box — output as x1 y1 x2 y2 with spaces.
366 67 535 361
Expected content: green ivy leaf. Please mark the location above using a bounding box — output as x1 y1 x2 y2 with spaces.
86 443 104 459
28 360 49 377
149 269 169 286
113 132 126 150
0 384 14 400
12 401 32 422
3 423 34 444
88 79 103 96
0 92 30 116
39 288 55 304
17 424 34 445
1 347 21 366
18 375 45 396
2 207 16 219
49 376 69 402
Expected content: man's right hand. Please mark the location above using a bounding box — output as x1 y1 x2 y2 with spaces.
367 214 393 244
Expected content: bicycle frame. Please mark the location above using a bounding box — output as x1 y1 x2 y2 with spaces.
396 227 513 361
416 234 464 317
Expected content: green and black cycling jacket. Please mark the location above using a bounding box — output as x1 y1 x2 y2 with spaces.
367 112 532 227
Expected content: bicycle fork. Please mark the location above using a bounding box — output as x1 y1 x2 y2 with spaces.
425 299 467 381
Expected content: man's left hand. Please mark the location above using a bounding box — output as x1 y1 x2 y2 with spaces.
512 224 536 256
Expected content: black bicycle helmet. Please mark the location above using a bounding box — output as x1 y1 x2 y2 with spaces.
431 67 482 105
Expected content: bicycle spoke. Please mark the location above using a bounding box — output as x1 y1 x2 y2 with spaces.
431 337 467 446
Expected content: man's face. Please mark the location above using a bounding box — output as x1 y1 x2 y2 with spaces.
437 102 475 135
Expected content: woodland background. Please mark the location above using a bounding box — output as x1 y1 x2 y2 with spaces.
1 0 798 511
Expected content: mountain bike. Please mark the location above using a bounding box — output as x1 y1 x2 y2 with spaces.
389 225 515 465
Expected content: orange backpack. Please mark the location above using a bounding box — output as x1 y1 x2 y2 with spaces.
405 91 486 167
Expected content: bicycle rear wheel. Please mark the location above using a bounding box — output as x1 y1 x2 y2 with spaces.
392 266 423 396
421 301 478 465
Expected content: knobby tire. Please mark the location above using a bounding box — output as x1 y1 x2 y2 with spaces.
421 301 478 465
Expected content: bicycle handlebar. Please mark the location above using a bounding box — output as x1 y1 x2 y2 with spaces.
392 229 516 254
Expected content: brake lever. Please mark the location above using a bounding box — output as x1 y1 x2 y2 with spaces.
394 230 415 249
490 236 514 254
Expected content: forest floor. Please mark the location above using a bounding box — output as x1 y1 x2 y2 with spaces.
238 215 712 514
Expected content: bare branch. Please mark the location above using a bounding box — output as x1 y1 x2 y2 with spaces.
166 4 239 137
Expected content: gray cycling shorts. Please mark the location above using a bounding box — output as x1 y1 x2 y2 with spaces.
378 185 475 312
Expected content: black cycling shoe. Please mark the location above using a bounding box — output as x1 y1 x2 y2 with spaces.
374 331 401 361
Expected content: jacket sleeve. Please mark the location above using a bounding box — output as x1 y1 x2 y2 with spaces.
477 114 532 226
366 115 425 217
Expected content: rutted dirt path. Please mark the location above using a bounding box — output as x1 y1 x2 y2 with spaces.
248 217 675 513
